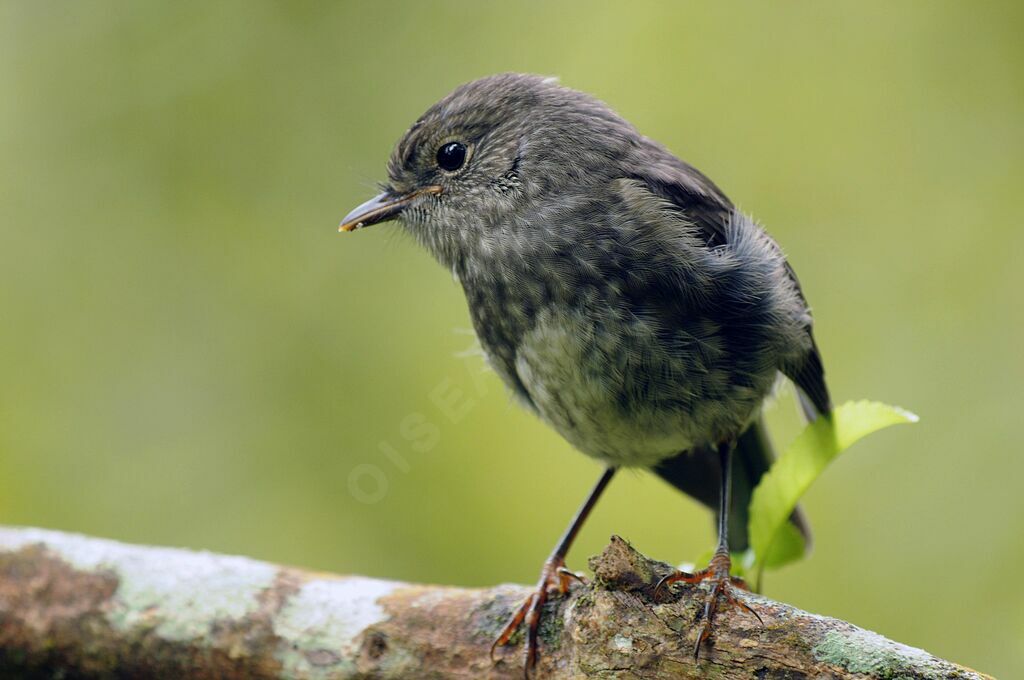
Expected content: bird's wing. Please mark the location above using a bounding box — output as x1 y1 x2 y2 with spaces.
625 150 829 553
628 151 831 418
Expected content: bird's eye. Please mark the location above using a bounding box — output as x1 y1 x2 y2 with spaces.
436 142 467 172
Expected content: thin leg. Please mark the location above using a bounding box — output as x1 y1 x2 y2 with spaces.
550 466 616 564
715 440 732 552
491 466 617 677
656 441 763 659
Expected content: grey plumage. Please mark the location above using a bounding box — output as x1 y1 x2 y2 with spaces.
341 73 833 668
343 72 829 548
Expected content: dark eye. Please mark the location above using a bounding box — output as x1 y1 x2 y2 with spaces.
436 142 467 172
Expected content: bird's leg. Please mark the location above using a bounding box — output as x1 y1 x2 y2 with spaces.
656 441 763 659
491 467 616 677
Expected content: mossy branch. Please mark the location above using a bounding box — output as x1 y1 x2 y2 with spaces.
0 527 988 679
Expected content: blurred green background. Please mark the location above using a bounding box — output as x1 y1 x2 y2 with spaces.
1 1 1021 676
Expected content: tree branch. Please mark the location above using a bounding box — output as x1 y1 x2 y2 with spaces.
0 527 988 679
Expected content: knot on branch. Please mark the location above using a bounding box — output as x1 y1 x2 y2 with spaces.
589 535 675 596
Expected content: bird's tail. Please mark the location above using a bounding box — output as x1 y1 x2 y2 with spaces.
652 416 811 554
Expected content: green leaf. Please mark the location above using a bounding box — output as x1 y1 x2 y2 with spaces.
748 400 918 576
759 521 806 570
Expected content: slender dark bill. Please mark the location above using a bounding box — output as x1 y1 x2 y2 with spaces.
338 186 442 232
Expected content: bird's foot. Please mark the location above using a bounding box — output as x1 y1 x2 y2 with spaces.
490 556 585 676
655 547 763 659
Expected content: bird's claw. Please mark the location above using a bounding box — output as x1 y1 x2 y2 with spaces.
490 557 581 676
555 565 587 586
656 549 764 660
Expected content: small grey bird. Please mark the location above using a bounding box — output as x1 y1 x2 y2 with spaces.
340 73 830 673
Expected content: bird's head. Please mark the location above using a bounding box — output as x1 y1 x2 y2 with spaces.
339 73 638 269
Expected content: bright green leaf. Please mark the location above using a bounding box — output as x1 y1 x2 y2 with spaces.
748 400 918 576
760 521 806 570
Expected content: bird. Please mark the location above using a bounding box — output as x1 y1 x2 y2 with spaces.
339 73 831 675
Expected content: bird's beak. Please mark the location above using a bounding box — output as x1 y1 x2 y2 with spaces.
338 185 443 232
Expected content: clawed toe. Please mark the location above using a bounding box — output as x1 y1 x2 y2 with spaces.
657 550 764 659
490 557 582 676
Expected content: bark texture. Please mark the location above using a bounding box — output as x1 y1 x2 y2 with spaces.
0 527 990 679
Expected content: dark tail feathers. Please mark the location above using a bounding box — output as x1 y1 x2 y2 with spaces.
652 416 812 553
